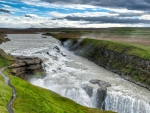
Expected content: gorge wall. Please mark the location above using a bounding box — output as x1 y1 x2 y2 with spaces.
60 38 150 90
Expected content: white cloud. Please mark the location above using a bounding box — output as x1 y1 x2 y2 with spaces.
0 0 17 5
140 14 150 20
19 0 99 10
49 11 119 18
0 0 149 28
1 14 147 28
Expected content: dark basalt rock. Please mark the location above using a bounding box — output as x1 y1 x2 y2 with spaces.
82 84 93 97
97 87 107 110
11 56 45 80
90 79 111 88
89 79 110 110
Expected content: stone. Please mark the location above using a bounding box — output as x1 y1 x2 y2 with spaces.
97 87 107 110
82 84 93 97
89 79 111 88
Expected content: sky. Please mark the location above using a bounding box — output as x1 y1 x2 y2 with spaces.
0 0 150 28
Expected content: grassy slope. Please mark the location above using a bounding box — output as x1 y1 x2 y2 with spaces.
4 69 114 113
0 49 14 68
0 35 15 113
83 38 150 60
0 74 12 113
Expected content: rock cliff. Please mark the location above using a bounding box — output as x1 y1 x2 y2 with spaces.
60 38 150 90
11 56 45 80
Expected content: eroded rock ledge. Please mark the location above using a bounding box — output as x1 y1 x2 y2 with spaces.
11 56 45 80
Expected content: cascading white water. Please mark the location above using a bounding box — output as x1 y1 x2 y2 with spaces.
105 91 150 113
0 34 150 113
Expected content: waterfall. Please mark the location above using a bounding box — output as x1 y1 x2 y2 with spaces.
0 34 150 113
105 91 150 113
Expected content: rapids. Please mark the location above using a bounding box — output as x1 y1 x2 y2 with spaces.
0 34 150 113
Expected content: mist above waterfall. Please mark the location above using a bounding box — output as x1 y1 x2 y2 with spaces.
0 34 150 113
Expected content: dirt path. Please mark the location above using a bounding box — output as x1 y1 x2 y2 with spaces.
0 67 16 113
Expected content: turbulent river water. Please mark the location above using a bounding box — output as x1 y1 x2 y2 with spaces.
0 34 150 113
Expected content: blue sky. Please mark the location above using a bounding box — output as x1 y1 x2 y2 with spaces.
0 0 150 28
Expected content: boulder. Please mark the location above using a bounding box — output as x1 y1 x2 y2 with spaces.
89 79 111 110
82 84 93 97
97 87 107 110
89 79 111 88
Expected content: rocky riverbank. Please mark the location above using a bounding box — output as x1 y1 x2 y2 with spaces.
59 38 150 90
11 56 45 80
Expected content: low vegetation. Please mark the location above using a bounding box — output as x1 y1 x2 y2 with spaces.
0 74 12 113
83 38 150 60
0 49 14 68
3 68 115 113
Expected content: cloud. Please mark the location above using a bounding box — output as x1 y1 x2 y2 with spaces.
64 16 150 24
0 8 10 13
1 14 150 28
118 13 143 17
24 14 39 18
40 0 150 11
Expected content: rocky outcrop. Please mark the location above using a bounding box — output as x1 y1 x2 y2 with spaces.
97 87 107 110
89 79 110 110
82 79 111 110
89 79 111 88
11 56 45 80
82 84 93 97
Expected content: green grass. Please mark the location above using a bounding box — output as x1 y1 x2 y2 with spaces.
83 38 150 60
3 68 115 113
45 27 150 38
0 74 12 113
0 49 14 68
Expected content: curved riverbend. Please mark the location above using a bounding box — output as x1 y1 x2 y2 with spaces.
0 67 16 113
0 34 150 113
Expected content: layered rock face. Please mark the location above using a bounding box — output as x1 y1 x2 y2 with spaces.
11 56 45 80
61 38 150 90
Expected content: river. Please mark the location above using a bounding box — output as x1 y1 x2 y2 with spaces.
0 34 150 113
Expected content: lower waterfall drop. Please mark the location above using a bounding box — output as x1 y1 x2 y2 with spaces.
105 91 150 113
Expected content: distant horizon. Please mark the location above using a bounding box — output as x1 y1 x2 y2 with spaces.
1 27 150 29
